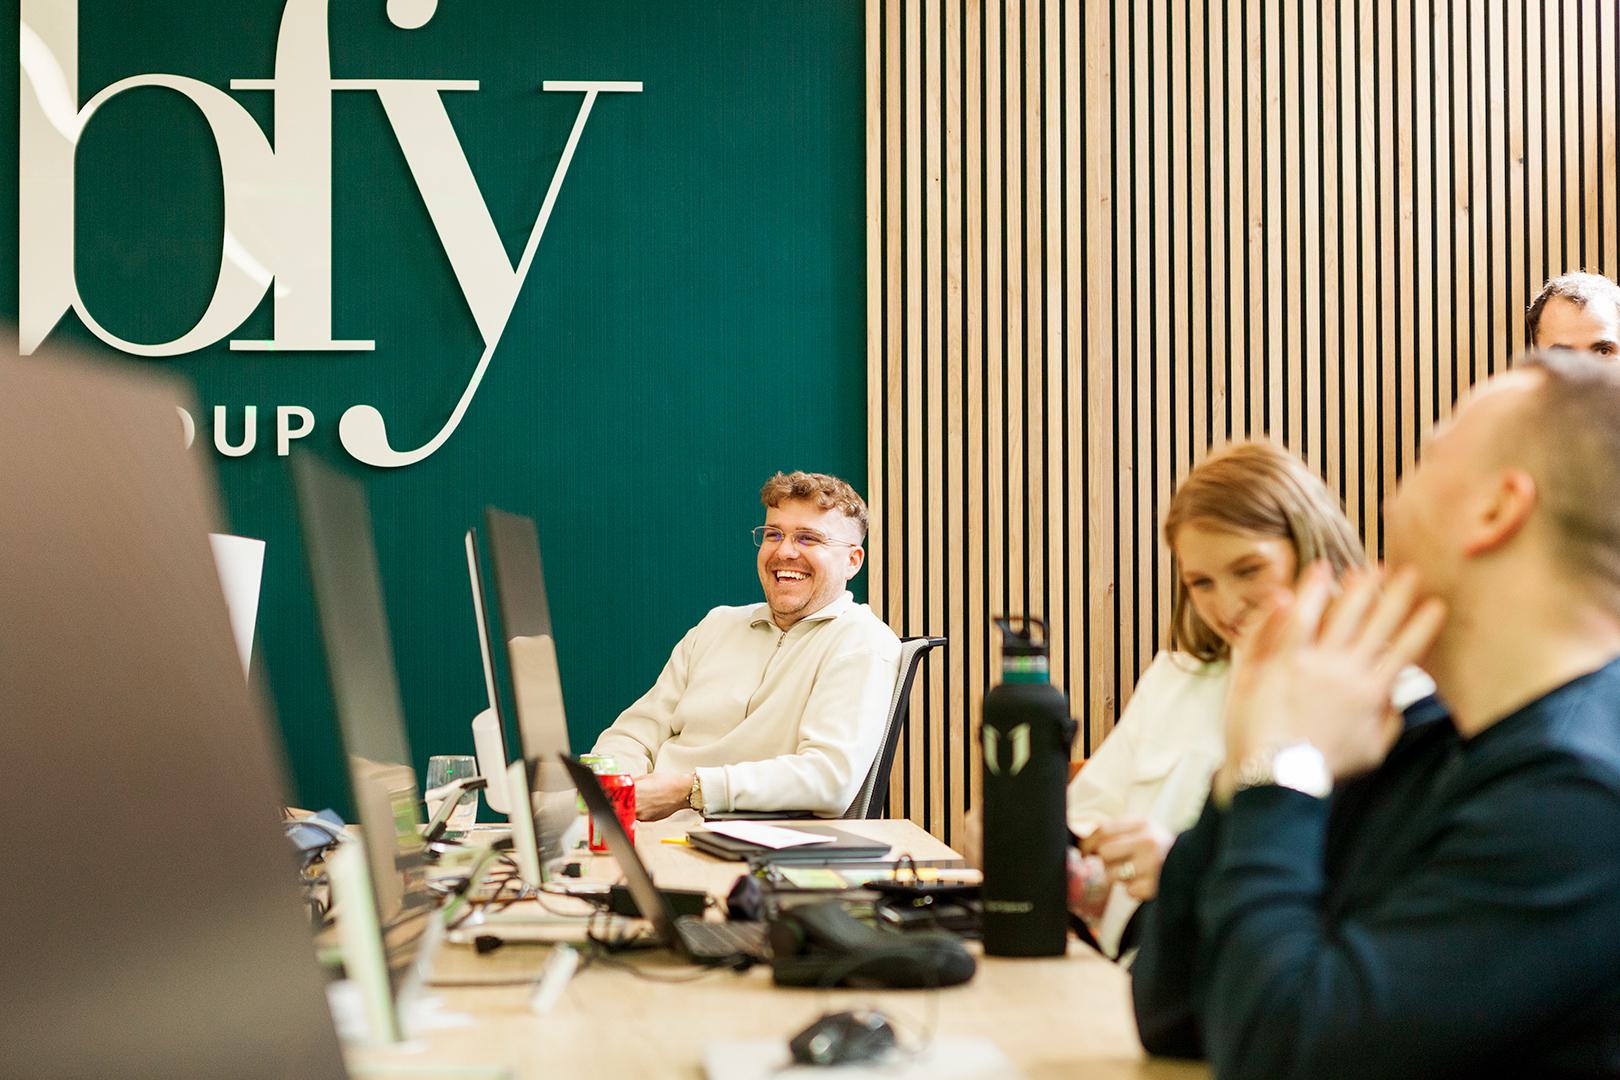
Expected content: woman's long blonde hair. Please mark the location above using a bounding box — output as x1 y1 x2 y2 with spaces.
1164 442 1365 662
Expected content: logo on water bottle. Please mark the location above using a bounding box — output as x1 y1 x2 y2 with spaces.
983 723 1031 776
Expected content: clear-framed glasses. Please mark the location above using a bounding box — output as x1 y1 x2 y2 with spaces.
752 525 859 550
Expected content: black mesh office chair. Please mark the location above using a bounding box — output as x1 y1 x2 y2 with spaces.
844 635 947 819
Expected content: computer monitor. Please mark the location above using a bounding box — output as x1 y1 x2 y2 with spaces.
482 506 579 882
464 529 513 815
0 350 348 1078
291 454 439 1041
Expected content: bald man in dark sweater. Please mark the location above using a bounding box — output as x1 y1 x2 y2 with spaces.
1132 352 1620 1079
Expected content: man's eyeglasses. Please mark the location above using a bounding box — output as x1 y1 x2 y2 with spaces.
752 525 859 550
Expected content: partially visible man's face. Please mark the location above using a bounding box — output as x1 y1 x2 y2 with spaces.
1534 296 1620 357
1384 371 1542 604
756 498 865 630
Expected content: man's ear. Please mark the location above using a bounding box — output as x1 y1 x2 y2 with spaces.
1462 468 1537 557
845 543 866 580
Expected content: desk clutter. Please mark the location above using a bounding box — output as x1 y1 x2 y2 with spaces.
3 350 1163 1079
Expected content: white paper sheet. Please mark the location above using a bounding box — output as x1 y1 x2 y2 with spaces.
702 821 838 849
209 533 265 676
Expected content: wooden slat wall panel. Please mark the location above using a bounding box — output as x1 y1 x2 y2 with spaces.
866 0 1620 845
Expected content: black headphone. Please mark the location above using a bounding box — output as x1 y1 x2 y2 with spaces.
766 900 976 989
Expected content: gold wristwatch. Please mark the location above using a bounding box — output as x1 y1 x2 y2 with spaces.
687 772 705 813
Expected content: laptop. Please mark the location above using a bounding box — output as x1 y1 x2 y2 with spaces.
561 754 771 964
686 826 892 864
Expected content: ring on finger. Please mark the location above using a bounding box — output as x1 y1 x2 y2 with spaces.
1115 859 1137 883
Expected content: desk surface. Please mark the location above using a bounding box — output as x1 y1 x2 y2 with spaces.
346 814 1208 1079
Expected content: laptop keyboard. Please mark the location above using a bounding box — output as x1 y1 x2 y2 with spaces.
676 916 769 960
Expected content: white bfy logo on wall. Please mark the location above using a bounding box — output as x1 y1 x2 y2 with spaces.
19 0 640 467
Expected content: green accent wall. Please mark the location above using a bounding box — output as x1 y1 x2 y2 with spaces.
2 1 867 814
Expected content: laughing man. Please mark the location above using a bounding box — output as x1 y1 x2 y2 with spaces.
590 471 901 820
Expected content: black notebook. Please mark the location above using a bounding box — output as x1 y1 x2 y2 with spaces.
686 825 892 863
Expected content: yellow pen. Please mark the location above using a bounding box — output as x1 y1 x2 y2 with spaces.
661 834 689 845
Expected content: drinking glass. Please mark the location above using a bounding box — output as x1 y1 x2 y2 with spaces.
425 754 480 832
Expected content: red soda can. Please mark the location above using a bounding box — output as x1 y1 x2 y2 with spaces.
588 772 636 853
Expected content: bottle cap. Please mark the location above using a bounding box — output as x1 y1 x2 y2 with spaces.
994 616 1048 657
995 617 1050 682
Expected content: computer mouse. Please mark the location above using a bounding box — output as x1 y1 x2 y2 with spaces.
788 1009 898 1067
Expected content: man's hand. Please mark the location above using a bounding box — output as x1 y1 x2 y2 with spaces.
1217 564 1446 797
1081 817 1175 902
633 771 695 821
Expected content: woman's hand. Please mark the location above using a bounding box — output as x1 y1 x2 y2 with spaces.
1080 817 1175 901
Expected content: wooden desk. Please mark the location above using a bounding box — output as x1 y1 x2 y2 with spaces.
346 815 1208 1079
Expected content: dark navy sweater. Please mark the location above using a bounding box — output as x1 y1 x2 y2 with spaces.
1132 660 1620 1079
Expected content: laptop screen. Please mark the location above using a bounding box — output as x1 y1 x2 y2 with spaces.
561 754 679 945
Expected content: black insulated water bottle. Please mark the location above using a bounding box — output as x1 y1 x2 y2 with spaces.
980 617 1077 957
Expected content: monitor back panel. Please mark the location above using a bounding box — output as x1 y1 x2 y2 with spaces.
292 454 433 951
0 351 347 1079
484 507 575 863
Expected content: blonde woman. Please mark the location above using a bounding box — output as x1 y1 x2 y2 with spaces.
1067 442 1434 959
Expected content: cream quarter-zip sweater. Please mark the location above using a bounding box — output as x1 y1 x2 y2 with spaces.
591 592 901 816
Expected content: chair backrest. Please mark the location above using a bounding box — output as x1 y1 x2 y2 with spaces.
845 635 947 818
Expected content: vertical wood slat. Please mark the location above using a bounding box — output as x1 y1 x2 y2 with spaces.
1303 0 1323 470
1396 0 1418 475
869 0 1620 841
962 0 985 837
1061 0 1083 764
1083 0 1115 760
1359 0 1381 555
1488 0 1509 378
1043 0 1067 768
1583 0 1602 267
1113 0 1136 718
902 0 923 817
1604 0 1619 270
1459 0 1473 401
1442 0 1460 415
923 0 944 833
1414 0 1436 442
1188 0 1210 476
1527 4 1547 322
1132 0 1154 700
1508 0 1528 354
1022 0 1045 733
1548 0 1568 283
982 0 1006 819
1378 0 1400 552
868 0 881 634
1467 0 1489 389
1272 0 1293 464
1324 0 1344 496
944 0 967 848
1152 0 1173 668
880 0 904 818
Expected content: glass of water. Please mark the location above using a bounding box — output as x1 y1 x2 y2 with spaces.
424 754 480 832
